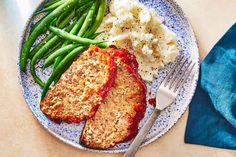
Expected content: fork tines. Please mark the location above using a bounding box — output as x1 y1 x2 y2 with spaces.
163 56 196 93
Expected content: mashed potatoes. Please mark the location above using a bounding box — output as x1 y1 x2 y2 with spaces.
97 0 179 81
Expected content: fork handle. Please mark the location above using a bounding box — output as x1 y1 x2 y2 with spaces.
123 108 161 157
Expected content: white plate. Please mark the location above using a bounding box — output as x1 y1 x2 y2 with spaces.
18 0 199 153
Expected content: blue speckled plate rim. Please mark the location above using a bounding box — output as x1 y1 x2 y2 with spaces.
17 0 200 153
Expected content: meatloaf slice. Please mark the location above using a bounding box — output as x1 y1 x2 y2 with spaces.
80 47 146 149
40 45 116 123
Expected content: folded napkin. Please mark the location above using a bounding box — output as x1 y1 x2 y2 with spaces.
185 23 236 149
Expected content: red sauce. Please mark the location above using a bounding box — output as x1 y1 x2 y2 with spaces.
112 47 147 142
92 47 117 116
113 48 139 70
148 98 156 107
98 56 117 99
65 116 83 124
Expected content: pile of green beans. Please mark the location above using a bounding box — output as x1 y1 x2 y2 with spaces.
19 0 107 98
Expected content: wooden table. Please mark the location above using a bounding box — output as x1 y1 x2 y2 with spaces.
0 0 236 156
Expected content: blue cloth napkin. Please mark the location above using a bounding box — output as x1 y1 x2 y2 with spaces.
185 23 236 149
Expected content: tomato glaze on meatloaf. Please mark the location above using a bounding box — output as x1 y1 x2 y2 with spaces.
80 46 146 149
40 46 116 123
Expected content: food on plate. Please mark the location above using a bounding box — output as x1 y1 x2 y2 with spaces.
20 0 107 92
96 0 179 81
40 46 116 123
20 0 79 72
80 46 146 149
20 0 182 149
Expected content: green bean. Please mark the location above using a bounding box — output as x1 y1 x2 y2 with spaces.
44 0 62 8
30 21 78 87
32 1 88 36
56 9 73 27
99 41 107 48
57 9 77 27
50 18 58 27
35 0 67 15
29 33 54 59
31 14 60 35
30 36 61 87
63 2 94 38
64 9 89 44
78 0 93 6
33 41 62 66
51 1 103 68
78 0 99 37
39 1 92 35
52 57 62 75
41 46 86 99
29 16 57 37
42 41 63 59
29 10 77 59
49 26 103 45
84 0 106 37
20 0 78 72
39 0 91 15
29 1 89 59
90 32 102 39
30 14 48 35
34 0 92 34
44 44 79 68
31 2 92 72
52 9 89 72
77 1 94 13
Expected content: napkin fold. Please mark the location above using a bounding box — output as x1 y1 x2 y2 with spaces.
185 23 236 149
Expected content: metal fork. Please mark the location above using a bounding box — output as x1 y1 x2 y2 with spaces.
123 56 196 157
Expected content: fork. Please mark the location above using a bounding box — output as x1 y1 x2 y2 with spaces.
123 56 196 157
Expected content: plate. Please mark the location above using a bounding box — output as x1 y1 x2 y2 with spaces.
18 0 199 153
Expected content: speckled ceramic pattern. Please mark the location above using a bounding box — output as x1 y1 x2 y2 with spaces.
18 0 200 153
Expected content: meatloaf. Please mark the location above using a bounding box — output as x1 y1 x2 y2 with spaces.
40 46 116 123
80 47 146 149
